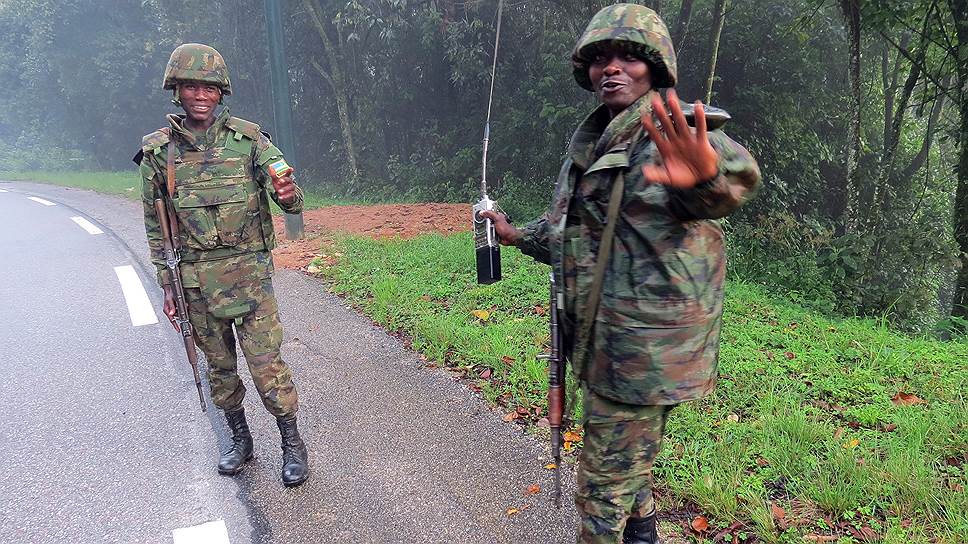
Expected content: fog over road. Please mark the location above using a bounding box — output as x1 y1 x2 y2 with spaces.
0 181 578 544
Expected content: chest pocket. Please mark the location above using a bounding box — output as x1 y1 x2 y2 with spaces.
173 151 259 250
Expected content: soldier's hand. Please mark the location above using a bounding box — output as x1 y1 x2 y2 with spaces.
162 285 178 331
272 173 298 205
478 210 522 246
640 89 719 189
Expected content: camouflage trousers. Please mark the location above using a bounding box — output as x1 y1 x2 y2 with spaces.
575 386 674 543
185 283 299 418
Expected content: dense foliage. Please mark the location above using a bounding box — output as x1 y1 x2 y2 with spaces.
0 0 965 332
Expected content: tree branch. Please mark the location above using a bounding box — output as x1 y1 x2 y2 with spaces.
879 30 958 102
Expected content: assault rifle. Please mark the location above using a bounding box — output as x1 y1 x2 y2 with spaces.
538 272 565 506
154 196 206 413
155 198 206 412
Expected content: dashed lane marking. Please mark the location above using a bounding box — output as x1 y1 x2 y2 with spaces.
113 265 159 327
171 520 230 544
71 216 104 235
27 196 55 206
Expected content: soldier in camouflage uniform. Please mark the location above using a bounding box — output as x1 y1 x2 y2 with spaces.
482 5 761 543
136 43 309 487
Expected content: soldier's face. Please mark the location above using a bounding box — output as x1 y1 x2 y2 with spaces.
177 82 221 125
589 46 652 117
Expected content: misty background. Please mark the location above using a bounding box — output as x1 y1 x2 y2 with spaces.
0 0 965 334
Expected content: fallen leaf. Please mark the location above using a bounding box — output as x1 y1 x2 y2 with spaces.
891 392 926 406
770 502 786 520
506 508 519 516
525 484 541 495
533 305 547 316
755 457 769 467
843 438 860 449
691 516 709 532
880 422 898 432
803 536 838 542
543 463 557 470
515 406 530 416
833 427 845 440
502 412 520 422
726 413 740 423
471 309 491 321
479 368 493 379
536 418 550 428
501 355 515 366
563 431 583 443
419 294 432 301
784 351 796 360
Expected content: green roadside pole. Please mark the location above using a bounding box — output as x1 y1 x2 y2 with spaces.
264 0 304 239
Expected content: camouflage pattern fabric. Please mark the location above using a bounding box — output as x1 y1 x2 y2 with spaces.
185 268 298 417
140 108 304 285
576 387 673 543
162 43 232 94
139 108 303 417
572 4 677 90
516 90 761 406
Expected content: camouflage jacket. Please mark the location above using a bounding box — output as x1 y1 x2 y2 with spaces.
517 92 760 405
139 109 303 288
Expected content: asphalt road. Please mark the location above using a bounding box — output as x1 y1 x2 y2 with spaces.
0 181 579 544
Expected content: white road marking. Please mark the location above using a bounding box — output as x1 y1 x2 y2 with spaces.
27 196 55 206
171 520 230 544
113 265 159 326
70 216 104 235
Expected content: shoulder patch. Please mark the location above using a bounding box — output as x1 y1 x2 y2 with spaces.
225 116 262 140
141 128 170 152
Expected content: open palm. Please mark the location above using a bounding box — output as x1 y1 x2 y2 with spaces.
641 89 719 188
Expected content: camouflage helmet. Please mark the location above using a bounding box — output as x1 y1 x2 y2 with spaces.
162 43 232 95
572 4 677 91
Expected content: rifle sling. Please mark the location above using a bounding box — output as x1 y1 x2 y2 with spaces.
166 138 176 198
575 165 626 366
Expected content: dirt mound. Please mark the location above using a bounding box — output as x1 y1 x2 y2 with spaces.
271 203 472 270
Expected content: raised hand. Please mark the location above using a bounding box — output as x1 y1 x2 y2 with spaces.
640 89 719 189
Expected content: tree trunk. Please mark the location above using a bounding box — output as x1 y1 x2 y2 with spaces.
303 0 360 183
671 0 694 69
702 0 728 103
950 0 968 318
840 0 862 234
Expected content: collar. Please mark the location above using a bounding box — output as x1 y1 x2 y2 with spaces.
568 91 657 170
166 108 231 149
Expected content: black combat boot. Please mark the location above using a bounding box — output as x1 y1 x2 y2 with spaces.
276 416 309 487
218 408 254 475
623 508 661 544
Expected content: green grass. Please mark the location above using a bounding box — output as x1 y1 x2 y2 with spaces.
313 231 967 543
0 169 351 210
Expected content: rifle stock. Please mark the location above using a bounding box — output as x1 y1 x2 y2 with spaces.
154 198 206 412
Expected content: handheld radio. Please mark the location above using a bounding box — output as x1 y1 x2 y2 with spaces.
473 0 504 285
